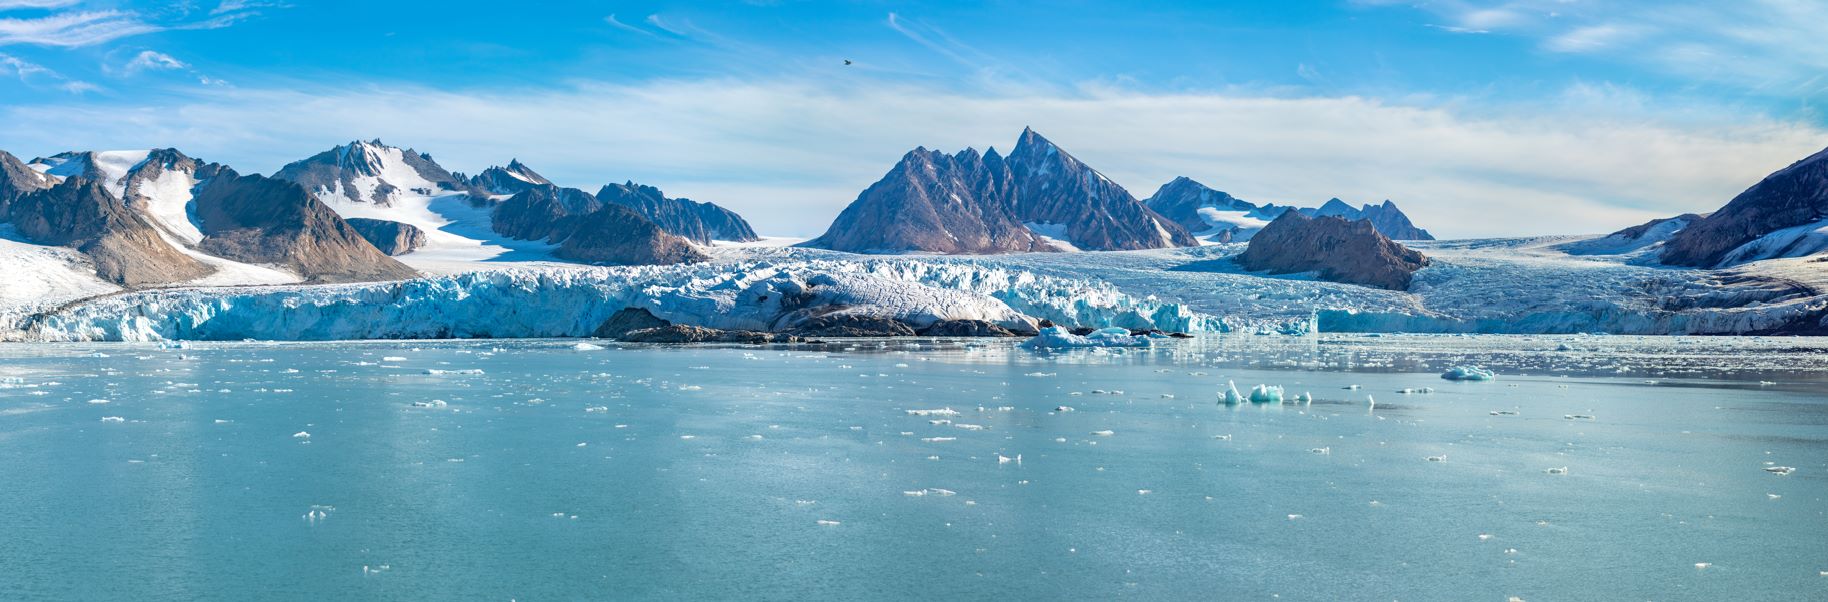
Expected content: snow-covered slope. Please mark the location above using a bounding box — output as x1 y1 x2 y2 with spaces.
15 259 1212 341
0 225 120 327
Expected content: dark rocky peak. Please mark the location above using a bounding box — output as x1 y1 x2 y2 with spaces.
274 139 473 204
1234 211 1430 291
0 150 55 220
595 180 761 244
491 183 605 243
1144 177 1259 236
1005 127 1198 250
553 203 708 266
467 158 553 195
1662 145 1828 267
191 172 418 283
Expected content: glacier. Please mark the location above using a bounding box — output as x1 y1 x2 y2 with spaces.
12 258 1214 342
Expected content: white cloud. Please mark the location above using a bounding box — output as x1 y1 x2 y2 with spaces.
0 50 94 93
0 10 161 47
0 0 79 9
123 49 185 73
603 14 656 37
0 78 1818 238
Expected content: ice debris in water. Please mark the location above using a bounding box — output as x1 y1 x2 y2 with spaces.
410 399 448 409
1249 385 1283 404
906 408 959 417
1219 381 1246 405
1545 466 1568 475
572 342 605 351
1441 366 1497 381
99 416 125 423
382 356 407 362
293 431 311 439
1763 466 1796 476
424 369 484 375
1023 326 1150 349
86 398 111 404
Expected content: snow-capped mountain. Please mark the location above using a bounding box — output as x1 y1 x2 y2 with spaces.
274 139 474 207
807 128 1193 254
596 181 760 244
1662 145 1828 267
7 175 211 287
0 150 55 220
1144 176 1265 242
804 146 1052 254
463 159 551 196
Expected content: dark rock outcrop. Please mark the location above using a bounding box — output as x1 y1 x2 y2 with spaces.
192 171 419 283
916 319 1024 337
8 177 212 286
1564 213 1705 256
491 184 604 242
592 307 672 339
596 181 760 244
1663 146 1828 267
1235 212 1430 291
804 128 1195 253
618 325 800 344
345 218 426 255
784 314 918 337
0 150 55 220
465 159 551 195
556 203 708 265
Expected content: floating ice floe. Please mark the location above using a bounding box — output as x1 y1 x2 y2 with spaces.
1091 430 1114 437
816 520 841 526
1297 392 1312 405
1545 466 1568 475
1249 385 1284 404
1764 466 1796 476
1426 454 1447 462
382 356 408 362
572 342 605 351
424 369 484 375
1023 326 1150 349
1442 366 1497 381
99 416 125 423
409 399 448 409
906 408 959 417
1054 406 1075 412
292 431 310 439
86 398 111 404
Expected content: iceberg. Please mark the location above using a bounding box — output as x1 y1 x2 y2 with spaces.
1219 381 1246 405
1249 384 1284 403
1441 366 1497 381
1022 326 1151 349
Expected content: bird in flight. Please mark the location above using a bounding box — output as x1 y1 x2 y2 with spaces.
843 59 852 66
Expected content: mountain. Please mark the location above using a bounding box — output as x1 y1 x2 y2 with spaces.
596 181 760 244
8 176 212 286
1146 178 1435 242
273 139 474 206
492 183 704 265
1005 128 1197 250
192 170 419 283
1144 177 1264 242
0 150 55 220
491 184 604 242
1662 146 1828 267
1235 211 1430 290
345 218 426 256
554 203 709 265
804 146 1052 253
1563 213 1706 256
806 128 1192 253
464 159 551 196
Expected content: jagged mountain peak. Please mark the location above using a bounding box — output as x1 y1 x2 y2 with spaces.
468 159 552 195
275 139 472 205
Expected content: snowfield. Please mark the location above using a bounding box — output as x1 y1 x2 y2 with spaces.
4 231 1825 341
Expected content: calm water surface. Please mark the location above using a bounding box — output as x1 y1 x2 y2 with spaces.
1 336 1824 601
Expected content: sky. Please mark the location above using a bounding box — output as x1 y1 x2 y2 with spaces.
1 1 1826 238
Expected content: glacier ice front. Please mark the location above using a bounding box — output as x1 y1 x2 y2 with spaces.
1023 326 1152 349
17 259 1218 342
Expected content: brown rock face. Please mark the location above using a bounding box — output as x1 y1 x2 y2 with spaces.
491 184 604 243
597 181 760 244
193 172 419 283
1235 212 1430 291
1662 146 1828 267
0 150 55 221
805 128 1197 254
554 203 708 266
805 147 1052 254
345 218 426 256
9 177 212 286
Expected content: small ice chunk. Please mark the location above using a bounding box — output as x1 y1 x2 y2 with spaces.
1545 466 1568 475
423 369 484 375
572 342 605 351
1764 466 1796 476
906 408 960 417
1022 326 1150 349
87 399 111 404
100 416 125 423
816 519 841 526
1090 430 1114 437
382 356 407 362
1054 406 1075 412
1426 454 1447 462
293 431 311 439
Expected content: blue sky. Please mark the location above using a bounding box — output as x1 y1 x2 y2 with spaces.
2 0 1826 237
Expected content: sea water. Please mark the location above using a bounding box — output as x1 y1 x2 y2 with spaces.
0 335 1824 600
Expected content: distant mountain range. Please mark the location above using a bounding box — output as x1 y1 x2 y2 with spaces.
1145 176 1434 242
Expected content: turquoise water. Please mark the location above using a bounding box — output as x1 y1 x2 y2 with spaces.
1 337 1825 600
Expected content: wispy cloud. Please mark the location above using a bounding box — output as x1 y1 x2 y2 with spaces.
123 49 184 73
603 13 657 37
0 10 161 47
0 50 94 93
2 77 1816 238
0 0 81 10
644 14 687 37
